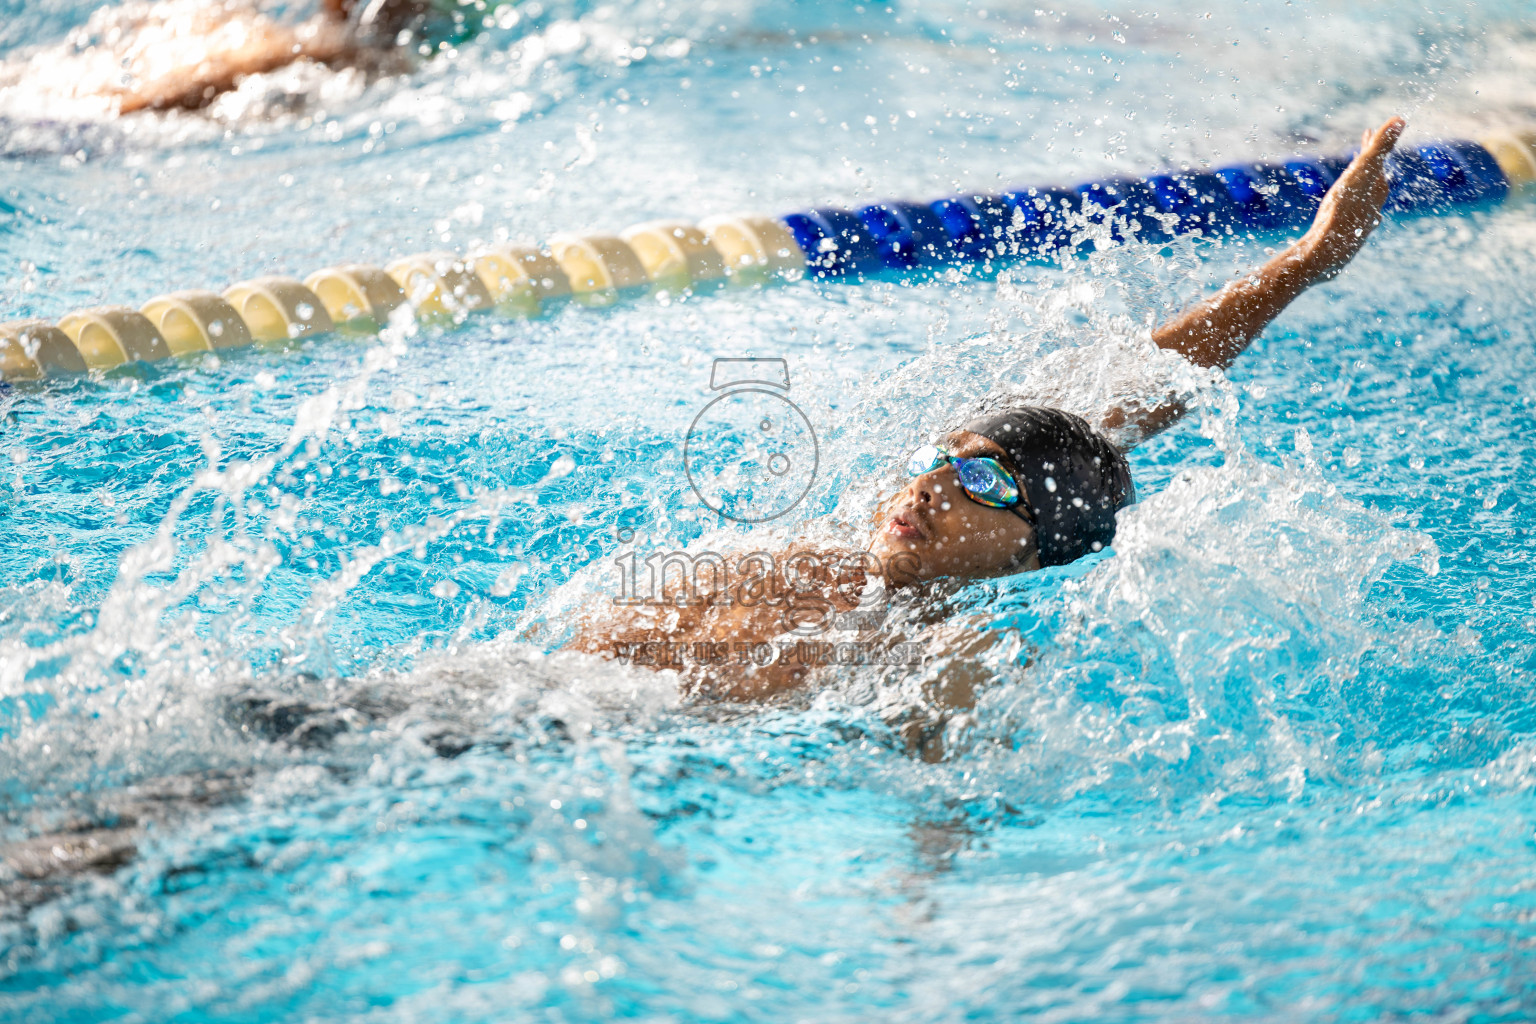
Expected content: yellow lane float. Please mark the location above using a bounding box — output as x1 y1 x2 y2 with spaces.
467 244 571 316
222 278 335 343
57 307 172 368
0 320 88 380
697 215 806 285
303 265 408 330
620 221 728 294
546 234 649 307
384 253 494 320
139 291 253 354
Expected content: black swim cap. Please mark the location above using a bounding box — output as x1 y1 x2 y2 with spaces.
959 406 1134 567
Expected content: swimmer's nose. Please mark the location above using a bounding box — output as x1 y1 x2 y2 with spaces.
906 469 945 506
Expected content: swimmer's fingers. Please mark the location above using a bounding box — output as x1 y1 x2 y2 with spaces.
1317 116 1405 222
1336 116 1405 192
1361 115 1404 151
1358 116 1405 171
1372 116 1407 151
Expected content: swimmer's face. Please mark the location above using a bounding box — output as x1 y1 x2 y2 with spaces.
869 430 1040 583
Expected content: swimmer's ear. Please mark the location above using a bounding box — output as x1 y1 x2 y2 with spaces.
1007 532 1040 571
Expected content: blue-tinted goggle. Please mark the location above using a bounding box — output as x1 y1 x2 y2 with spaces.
906 444 1035 526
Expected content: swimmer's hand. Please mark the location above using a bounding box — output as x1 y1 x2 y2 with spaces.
1297 116 1406 282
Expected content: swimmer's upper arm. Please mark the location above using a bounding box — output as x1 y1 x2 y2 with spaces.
112 12 354 114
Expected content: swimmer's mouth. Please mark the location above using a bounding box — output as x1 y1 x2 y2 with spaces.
885 509 927 541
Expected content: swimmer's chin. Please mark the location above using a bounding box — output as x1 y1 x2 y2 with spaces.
865 532 930 587
867 525 919 559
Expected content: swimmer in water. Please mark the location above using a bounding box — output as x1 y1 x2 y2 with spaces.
0 117 1409 891
6 0 483 115
569 115 1408 750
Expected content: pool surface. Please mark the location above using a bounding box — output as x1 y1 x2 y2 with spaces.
4 0 1536 1020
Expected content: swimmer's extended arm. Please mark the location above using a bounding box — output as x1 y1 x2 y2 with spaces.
1105 116 1405 441
109 0 427 114
115 15 352 114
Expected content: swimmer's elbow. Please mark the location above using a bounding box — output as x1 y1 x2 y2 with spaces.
1098 399 1188 450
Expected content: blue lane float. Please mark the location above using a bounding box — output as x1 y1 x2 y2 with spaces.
781 138 1516 281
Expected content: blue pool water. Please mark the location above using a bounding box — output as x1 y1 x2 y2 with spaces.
4 0 1536 1020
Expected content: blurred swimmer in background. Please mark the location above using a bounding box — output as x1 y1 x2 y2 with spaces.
0 0 491 115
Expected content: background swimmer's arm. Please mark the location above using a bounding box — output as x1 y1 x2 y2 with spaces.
115 14 352 114
110 0 427 114
1104 116 1405 442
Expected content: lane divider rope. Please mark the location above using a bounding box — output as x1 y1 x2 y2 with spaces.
3 132 1533 382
